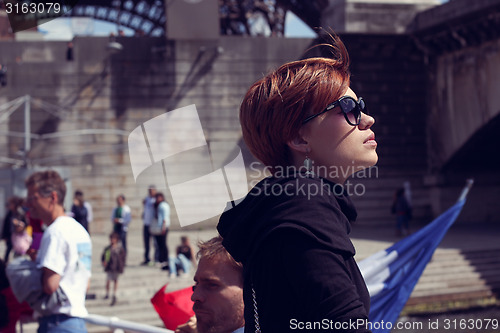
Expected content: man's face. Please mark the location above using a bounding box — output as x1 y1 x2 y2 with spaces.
26 185 53 224
148 188 156 197
191 257 244 333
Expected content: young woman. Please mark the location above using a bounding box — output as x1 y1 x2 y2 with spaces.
218 35 377 332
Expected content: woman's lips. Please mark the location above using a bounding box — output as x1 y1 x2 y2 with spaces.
364 133 377 146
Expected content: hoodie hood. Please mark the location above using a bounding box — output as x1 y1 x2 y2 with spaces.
217 175 357 265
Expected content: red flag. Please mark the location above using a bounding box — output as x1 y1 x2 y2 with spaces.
150 284 194 330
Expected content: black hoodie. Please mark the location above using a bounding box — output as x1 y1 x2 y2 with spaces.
218 175 371 333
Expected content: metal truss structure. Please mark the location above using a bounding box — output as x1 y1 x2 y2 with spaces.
63 0 326 37
66 0 166 36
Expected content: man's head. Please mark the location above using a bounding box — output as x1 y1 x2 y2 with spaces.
191 236 244 333
25 170 66 224
74 190 84 206
155 192 165 203
148 185 157 197
116 194 126 206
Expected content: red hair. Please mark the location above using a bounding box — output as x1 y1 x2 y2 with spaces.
240 35 350 169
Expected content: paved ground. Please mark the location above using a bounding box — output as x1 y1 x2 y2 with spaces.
2 220 499 332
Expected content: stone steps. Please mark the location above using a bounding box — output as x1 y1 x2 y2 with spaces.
406 248 500 309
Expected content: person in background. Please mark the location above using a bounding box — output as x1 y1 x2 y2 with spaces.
176 236 244 333
25 209 44 259
141 185 157 266
169 236 197 278
10 214 32 258
110 194 131 254
25 170 92 333
101 232 126 306
71 190 88 233
0 259 33 333
81 191 93 231
391 188 412 236
2 196 24 263
153 192 170 271
66 42 74 61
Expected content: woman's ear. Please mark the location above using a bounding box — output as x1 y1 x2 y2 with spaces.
286 134 309 154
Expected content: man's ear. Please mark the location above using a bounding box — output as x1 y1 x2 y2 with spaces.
51 191 58 205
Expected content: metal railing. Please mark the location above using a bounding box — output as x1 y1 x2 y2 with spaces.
19 314 174 333
84 314 174 333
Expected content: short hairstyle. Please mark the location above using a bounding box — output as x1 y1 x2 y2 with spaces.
25 170 66 205
198 236 242 275
7 196 24 209
239 35 350 169
109 231 121 240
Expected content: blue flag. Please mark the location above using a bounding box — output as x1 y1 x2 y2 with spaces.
358 199 467 333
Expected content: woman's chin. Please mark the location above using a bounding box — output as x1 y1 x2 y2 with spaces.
355 156 379 173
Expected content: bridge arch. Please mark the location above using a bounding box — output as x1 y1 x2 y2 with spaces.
67 0 166 36
64 0 326 37
443 112 500 173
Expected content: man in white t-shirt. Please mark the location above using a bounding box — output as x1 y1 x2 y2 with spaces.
141 185 157 265
26 170 92 333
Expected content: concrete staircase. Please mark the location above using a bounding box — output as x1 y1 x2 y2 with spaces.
407 248 500 311
350 173 434 226
352 223 500 315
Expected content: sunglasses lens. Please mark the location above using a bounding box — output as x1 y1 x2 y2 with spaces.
359 98 367 114
340 98 360 125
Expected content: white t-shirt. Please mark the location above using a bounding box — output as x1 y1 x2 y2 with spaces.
110 204 132 231
36 215 92 317
84 201 93 223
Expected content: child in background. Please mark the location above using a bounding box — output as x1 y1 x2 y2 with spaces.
168 236 196 278
101 232 126 306
11 216 32 258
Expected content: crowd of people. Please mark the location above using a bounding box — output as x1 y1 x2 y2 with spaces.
1 33 381 333
0 173 197 332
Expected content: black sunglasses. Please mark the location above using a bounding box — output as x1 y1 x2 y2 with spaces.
302 96 367 126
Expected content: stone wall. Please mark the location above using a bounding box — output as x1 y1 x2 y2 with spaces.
322 0 439 34
410 0 500 221
0 37 317 232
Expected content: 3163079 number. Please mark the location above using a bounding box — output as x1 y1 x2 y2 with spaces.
5 2 61 15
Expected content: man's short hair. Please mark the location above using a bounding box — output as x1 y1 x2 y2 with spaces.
198 236 242 274
25 170 66 205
